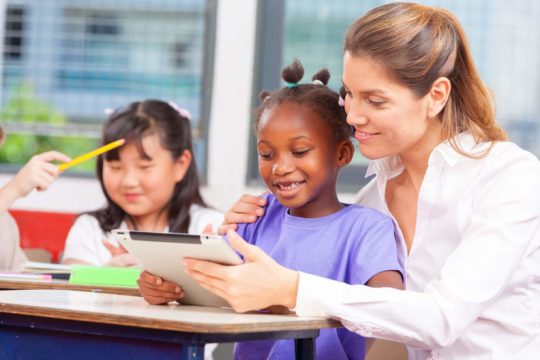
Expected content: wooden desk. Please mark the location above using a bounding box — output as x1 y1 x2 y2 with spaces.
0 290 340 359
0 278 140 296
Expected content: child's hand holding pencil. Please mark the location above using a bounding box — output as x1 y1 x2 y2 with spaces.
3 151 72 202
58 139 126 171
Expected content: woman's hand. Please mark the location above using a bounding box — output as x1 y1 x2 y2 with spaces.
184 230 299 313
137 271 184 305
218 194 268 235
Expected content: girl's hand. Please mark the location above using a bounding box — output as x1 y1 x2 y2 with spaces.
137 271 184 305
217 194 268 235
102 240 138 267
6 151 71 198
184 230 299 313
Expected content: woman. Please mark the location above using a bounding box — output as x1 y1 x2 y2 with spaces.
165 3 539 359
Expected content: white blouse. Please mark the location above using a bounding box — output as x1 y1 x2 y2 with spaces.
295 134 540 359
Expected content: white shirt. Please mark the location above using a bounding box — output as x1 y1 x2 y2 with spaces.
62 204 224 266
295 134 540 359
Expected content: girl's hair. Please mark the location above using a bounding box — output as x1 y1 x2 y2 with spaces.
344 2 507 157
255 59 350 144
90 99 206 233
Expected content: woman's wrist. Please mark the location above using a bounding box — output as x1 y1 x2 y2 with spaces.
280 268 300 309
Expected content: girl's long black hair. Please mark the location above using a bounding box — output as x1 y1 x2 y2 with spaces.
89 99 206 233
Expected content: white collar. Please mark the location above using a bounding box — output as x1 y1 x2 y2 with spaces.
365 132 483 178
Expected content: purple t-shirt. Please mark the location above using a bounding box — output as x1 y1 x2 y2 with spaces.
233 194 403 360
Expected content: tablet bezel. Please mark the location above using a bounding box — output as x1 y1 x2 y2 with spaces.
113 230 242 307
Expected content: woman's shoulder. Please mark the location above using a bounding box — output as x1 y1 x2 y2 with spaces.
484 141 540 180
489 141 539 164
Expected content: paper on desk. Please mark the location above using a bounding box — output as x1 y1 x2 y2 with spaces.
23 261 71 274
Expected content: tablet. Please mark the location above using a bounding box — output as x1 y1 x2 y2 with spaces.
112 230 243 307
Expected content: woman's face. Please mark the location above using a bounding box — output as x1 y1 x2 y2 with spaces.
102 132 189 226
342 52 437 160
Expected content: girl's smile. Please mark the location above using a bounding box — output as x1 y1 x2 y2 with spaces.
272 179 307 199
123 192 143 203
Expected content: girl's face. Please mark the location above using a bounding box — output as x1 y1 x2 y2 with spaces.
103 132 190 227
342 52 441 160
257 102 350 218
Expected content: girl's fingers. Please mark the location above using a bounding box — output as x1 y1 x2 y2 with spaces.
142 294 179 305
42 162 62 177
202 223 214 235
139 284 182 298
35 172 56 191
138 272 182 292
139 285 183 300
101 240 127 256
139 271 163 285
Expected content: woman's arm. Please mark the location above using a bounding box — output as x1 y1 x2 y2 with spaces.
184 230 299 312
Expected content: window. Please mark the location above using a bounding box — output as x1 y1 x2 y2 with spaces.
4 6 24 60
0 0 216 178
252 0 540 192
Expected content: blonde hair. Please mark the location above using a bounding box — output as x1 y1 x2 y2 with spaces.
344 3 507 157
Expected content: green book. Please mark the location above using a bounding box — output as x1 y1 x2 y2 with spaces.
69 265 140 288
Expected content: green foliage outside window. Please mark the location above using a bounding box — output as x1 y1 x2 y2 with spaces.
0 82 99 173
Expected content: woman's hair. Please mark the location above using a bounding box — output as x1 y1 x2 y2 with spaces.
90 99 206 233
344 2 507 157
255 59 350 145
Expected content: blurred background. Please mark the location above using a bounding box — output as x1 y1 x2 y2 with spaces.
0 0 539 211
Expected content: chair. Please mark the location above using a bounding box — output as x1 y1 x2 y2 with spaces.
9 210 77 263
22 248 53 263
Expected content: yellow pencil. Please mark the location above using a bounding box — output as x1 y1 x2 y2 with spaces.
58 139 126 171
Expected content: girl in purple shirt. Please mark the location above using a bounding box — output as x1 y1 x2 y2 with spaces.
139 60 404 360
